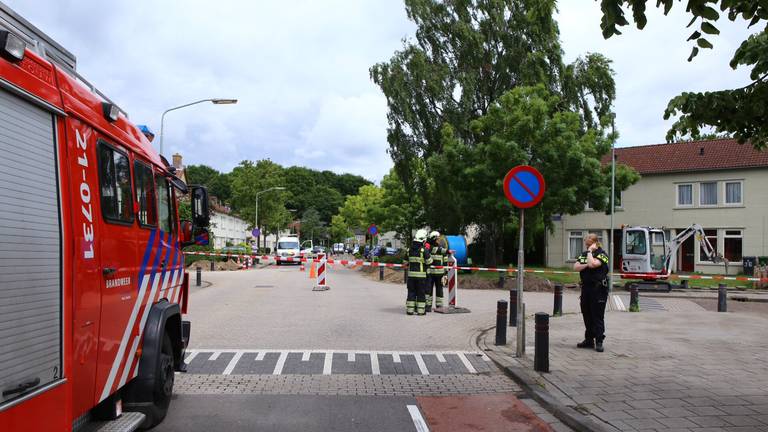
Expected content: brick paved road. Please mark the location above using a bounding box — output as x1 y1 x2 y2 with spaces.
485 297 768 432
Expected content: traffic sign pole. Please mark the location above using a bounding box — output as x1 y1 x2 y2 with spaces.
516 208 524 357
502 165 545 358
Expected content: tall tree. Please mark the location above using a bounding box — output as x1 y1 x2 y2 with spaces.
371 0 623 264
600 0 768 149
380 168 424 242
185 164 232 203
229 159 288 247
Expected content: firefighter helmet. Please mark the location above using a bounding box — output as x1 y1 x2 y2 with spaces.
414 229 428 242
429 231 440 239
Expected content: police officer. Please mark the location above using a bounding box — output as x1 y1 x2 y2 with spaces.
573 233 610 352
406 229 432 316
425 231 447 312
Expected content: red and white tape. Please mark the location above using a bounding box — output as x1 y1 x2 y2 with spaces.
182 251 768 283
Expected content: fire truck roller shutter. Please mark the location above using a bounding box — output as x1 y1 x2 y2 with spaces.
0 88 62 406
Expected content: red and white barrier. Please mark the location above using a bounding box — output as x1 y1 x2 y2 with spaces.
447 255 457 308
313 253 329 291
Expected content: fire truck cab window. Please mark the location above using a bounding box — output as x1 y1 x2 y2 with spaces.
97 142 133 224
156 176 174 233
134 161 157 227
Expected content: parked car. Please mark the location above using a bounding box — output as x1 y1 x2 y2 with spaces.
332 243 345 254
275 236 301 265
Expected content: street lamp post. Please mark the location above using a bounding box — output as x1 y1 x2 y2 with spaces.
158 98 237 156
255 187 285 250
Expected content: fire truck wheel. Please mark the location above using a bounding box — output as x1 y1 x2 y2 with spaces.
143 332 174 429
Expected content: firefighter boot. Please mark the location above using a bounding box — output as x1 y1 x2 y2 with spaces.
577 339 595 349
406 301 415 316
425 294 432 312
416 301 426 316
595 340 605 353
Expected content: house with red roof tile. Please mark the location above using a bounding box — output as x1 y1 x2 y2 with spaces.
546 139 768 275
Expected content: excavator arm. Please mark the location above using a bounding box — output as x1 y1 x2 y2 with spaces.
664 224 724 273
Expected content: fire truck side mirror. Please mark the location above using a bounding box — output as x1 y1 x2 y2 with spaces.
190 186 210 228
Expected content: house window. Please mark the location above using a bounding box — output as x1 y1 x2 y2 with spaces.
614 190 623 208
724 181 742 205
699 229 718 262
677 184 693 206
97 142 133 224
134 161 157 228
568 231 584 260
724 230 743 262
700 182 717 206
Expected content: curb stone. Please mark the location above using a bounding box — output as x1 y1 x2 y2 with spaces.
476 326 612 432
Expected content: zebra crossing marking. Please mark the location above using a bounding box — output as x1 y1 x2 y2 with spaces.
183 349 491 376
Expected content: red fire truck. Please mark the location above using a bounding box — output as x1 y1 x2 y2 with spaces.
0 3 210 431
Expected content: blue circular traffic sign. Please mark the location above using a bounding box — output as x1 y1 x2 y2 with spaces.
368 224 378 235
252 228 260 237
503 165 545 209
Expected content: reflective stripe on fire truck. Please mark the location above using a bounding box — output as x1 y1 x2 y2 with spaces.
100 230 159 401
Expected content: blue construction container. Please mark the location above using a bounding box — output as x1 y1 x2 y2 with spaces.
444 235 468 266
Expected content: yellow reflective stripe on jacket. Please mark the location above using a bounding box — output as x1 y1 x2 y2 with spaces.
597 253 609 264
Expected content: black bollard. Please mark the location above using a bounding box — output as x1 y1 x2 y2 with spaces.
379 266 384 281
629 284 640 312
534 313 549 372
245 257 249 269
196 266 201 287
718 283 727 312
681 279 688 289
210 260 215 272
509 289 518 327
495 300 508 345
553 284 563 317
498 273 505 288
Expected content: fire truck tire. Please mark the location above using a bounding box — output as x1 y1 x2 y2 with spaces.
149 332 174 427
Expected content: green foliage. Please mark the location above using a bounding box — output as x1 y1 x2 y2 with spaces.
185 164 232 202
338 185 387 231
178 200 191 221
380 168 424 242
229 160 290 236
330 214 352 243
599 0 768 149
300 208 325 243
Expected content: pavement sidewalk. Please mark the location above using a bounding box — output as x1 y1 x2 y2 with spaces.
480 299 768 432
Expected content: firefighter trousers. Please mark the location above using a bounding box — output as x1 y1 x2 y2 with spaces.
406 277 427 315
427 274 444 308
580 281 608 342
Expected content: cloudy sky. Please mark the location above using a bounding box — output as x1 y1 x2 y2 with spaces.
5 1 754 182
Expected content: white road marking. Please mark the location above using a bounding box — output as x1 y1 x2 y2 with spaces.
480 353 491 362
392 353 401 363
273 351 288 375
209 351 222 361
407 405 430 432
456 352 476 374
435 353 446 363
347 352 355 362
323 351 333 375
223 351 244 375
255 351 265 361
371 352 380 375
184 351 199 363
301 351 311 361
414 353 429 375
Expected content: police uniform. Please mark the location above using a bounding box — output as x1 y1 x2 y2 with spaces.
426 239 446 312
577 247 610 348
407 240 432 315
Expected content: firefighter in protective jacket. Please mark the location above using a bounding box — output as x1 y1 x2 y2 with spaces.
425 231 447 312
407 229 432 315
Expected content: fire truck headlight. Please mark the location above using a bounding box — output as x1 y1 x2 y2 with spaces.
102 102 119 122
0 30 25 62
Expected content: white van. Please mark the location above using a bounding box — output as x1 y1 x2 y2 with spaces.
275 236 301 265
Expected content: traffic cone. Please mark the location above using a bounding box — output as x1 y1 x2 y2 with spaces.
309 261 317 279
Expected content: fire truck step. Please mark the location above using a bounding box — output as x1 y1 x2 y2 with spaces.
81 412 146 432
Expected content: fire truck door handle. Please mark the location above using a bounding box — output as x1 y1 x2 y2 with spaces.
103 267 117 276
161 260 167 269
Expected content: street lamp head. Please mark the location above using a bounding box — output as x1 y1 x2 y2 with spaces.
211 98 238 105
